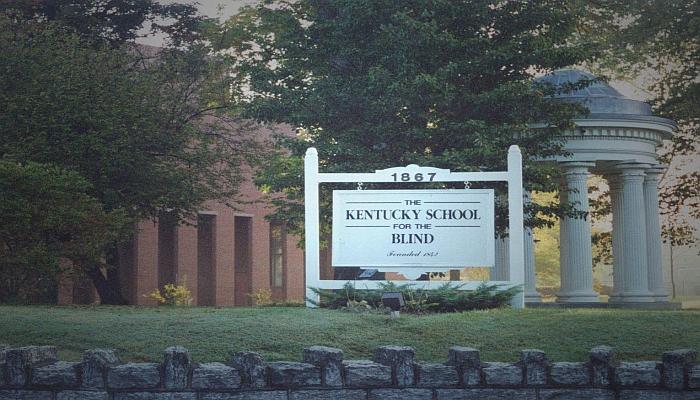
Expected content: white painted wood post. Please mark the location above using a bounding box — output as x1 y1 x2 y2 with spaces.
507 145 525 309
303 145 526 309
304 147 320 307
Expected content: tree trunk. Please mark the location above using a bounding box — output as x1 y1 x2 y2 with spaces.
88 248 127 305
670 244 676 299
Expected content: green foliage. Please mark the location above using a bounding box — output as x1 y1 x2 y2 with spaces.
0 17 250 222
580 1 699 247
214 0 594 238
0 14 256 303
309 282 519 313
145 283 193 306
1 305 698 362
576 2 700 297
0 161 127 302
531 191 561 289
0 0 203 45
248 288 274 306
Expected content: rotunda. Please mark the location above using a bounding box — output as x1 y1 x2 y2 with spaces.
525 69 676 304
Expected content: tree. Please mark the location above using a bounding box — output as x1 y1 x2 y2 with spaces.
0 161 126 303
0 15 258 303
214 0 594 239
0 0 203 45
578 1 699 296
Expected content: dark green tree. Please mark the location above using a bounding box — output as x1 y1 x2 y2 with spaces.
0 0 202 45
0 15 258 303
0 161 126 303
215 0 594 238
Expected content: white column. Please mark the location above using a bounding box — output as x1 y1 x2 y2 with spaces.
523 192 541 302
607 173 625 303
506 145 525 309
644 166 669 302
304 148 321 307
557 162 599 303
616 162 654 302
492 234 509 281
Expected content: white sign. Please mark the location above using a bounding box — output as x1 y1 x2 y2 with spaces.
304 146 525 308
332 189 495 268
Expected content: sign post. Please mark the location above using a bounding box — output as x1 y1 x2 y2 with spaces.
304 146 525 308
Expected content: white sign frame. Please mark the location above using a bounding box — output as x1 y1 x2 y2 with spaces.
332 189 495 268
304 145 525 308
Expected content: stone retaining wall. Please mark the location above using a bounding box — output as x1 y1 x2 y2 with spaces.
1 344 698 399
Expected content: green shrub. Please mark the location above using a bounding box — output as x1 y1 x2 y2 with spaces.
308 282 520 313
145 283 193 306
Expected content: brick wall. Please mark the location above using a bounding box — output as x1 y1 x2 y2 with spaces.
0 344 698 399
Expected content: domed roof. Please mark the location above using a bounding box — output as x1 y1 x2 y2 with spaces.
536 69 655 117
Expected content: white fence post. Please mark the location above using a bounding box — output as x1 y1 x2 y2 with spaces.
304 148 320 307
507 145 525 309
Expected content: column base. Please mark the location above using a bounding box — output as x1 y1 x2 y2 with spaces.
525 291 542 303
609 293 656 303
556 291 599 303
527 301 682 310
653 294 670 303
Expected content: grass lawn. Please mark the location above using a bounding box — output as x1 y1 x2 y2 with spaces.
0 305 697 364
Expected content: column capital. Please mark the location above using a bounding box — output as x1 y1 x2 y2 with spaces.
560 162 595 180
605 173 623 191
616 162 651 174
560 161 595 170
644 165 666 181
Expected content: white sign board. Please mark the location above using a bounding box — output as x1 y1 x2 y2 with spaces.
332 189 495 268
304 146 525 308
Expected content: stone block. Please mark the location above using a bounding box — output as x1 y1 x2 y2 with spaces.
446 346 480 386
615 361 661 387
521 349 547 385
113 393 197 400
200 392 287 400
107 362 161 389
31 361 80 387
290 389 367 400
268 361 321 387
343 360 392 387
550 362 590 386
57 391 109 400
415 363 458 387
0 390 53 400
482 362 522 386
590 346 614 387
303 346 343 387
164 346 191 390
81 349 120 388
230 351 266 388
539 389 615 400
436 389 537 400
373 346 415 387
689 364 700 389
4 346 58 387
663 349 697 390
619 390 685 400
368 388 433 400
192 362 241 389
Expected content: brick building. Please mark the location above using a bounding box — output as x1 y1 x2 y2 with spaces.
59 174 308 306
57 115 309 306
